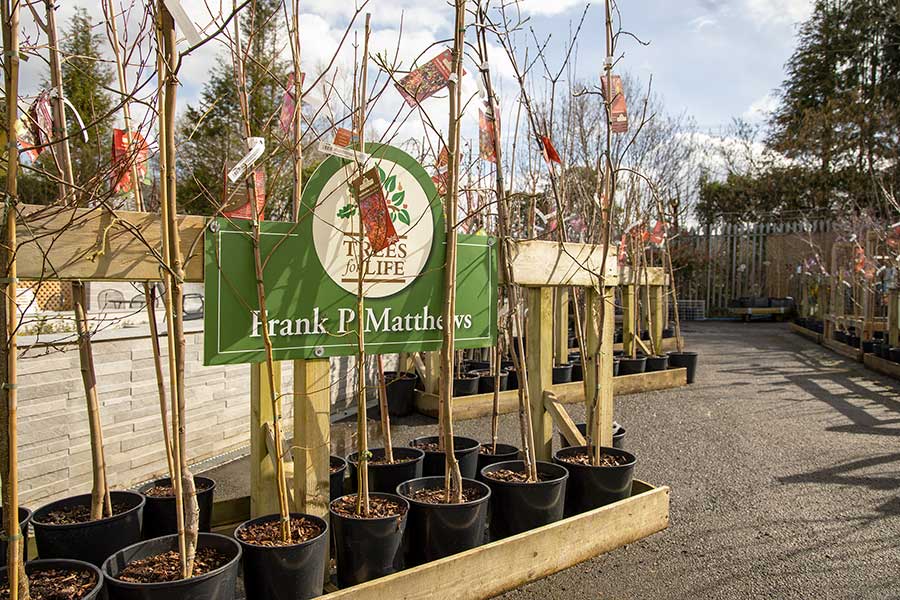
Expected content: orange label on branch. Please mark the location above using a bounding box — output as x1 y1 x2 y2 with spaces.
351 168 399 254
601 75 628 134
111 128 149 194
333 127 354 147
224 168 266 220
541 136 561 164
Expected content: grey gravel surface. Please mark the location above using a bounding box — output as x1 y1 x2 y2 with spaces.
203 321 900 599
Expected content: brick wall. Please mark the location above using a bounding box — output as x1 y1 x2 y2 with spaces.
20 330 396 512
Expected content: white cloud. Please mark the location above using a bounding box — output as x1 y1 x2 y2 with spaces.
743 92 778 121
689 16 717 32
744 0 812 25
513 0 587 17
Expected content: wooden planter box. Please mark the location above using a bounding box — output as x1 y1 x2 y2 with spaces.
320 480 668 600
415 368 688 420
822 338 863 362
863 353 900 381
789 322 822 344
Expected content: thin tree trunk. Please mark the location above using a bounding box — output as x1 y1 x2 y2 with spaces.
289 0 303 221
1 3 27 596
438 0 467 503
102 0 176 478
73 282 112 519
376 356 393 462
490 345 500 454
354 14 372 516
158 2 198 576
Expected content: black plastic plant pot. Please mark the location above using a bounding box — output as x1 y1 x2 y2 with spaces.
617 357 647 376
613 359 620 377
411 435 481 479
0 559 103 600
32 490 145 567
552 446 636 516
505 367 519 390
557 422 625 450
480 461 568 539
662 327 675 339
396 477 489 566
667 351 699 384
0 506 31 563
139 476 215 540
453 375 479 397
891 347 900 364
570 360 583 382
234 513 327 600
102 532 241 600
347 447 425 494
834 331 847 343
862 340 875 354
552 363 573 384
465 360 491 372
383 371 419 417
471 370 509 394
329 493 408 588
476 443 520 477
848 335 861 348
877 343 890 359
330 456 347 502
645 355 669 372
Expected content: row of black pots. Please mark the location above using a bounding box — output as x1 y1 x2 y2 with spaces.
27 476 216 570
329 442 637 590
872 341 900 363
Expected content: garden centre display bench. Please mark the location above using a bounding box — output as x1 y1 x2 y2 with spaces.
19 205 671 596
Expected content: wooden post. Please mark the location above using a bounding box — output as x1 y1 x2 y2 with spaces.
622 284 636 355
526 287 553 461
889 290 899 348
598 286 615 448
293 359 330 517
423 352 440 395
649 284 664 355
554 288 569 365
251 361 282 518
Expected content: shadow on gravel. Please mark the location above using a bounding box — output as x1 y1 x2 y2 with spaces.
778 452 900 495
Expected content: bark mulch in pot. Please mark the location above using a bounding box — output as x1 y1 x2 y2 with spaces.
116 547 227 583
0 568 97 600
557 450 631 467
37 503 129 525
407 485 486 504
142 479 214 498
235 516 324 547
330 495 407 519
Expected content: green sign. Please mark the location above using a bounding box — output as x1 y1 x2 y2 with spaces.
204 143 497 365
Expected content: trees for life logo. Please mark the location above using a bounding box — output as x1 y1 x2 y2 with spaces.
312 154 436 299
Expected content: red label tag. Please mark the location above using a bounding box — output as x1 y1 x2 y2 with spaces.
395 49 465 107
279 71 306 134
601 75 628 133
351 168 399 253
224 168 266 220
479 106 499 163
541 136 561 164
111 128 148 194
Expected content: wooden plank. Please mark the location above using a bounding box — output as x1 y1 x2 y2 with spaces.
543 392 585 446
789 322 822 344
583 287 601 442
293 359 331 520
211 496 251 528
415 369 688 420
619 266 666 286
251 361 282 518
526 287 554 461
505 240 618 287
822 338 863 362
649 284 664 354
554 288 569 366
17 203 205 282
423 352 440 395
889 290 899 348
863 353 900 381
319 482 669 600
622 284 636 357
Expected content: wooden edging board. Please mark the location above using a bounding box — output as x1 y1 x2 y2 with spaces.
822 338 863 362
318 480 668 600
415 368 688 420
863 353 900 381
789 322 822 344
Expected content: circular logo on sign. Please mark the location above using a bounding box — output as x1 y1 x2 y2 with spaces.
310 146 438 299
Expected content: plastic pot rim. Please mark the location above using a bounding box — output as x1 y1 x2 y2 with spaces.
33 490 145 530
346 447 425 466
101 532 241 590
410 436 480 454
138 476 216 496
396 476 491 509
3 558 103 594
480 460 569 488
553 445 637 469
328 492 409 523
234 512 328 550
478 442 519 456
